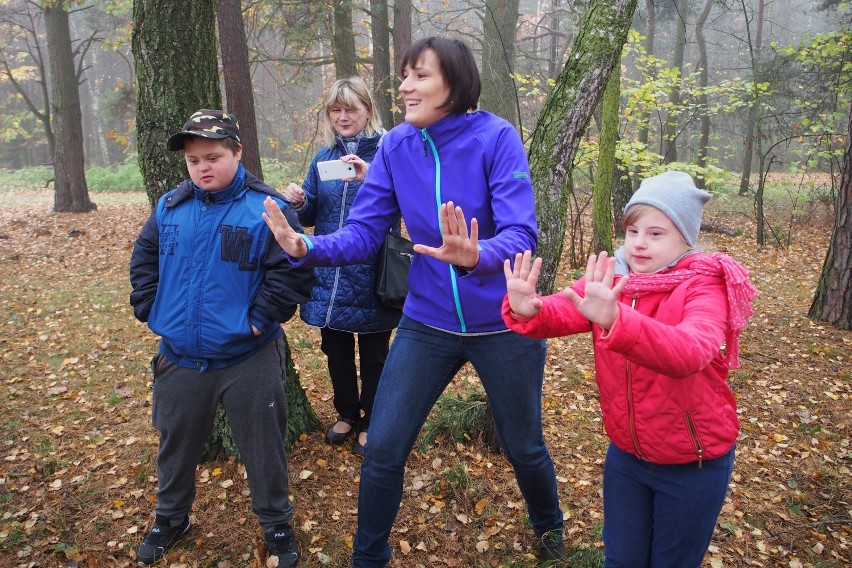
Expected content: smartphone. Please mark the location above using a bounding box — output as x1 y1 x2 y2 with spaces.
317 160 356 181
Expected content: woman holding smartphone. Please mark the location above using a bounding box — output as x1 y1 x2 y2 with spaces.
281 77 397 456
265 37 565 567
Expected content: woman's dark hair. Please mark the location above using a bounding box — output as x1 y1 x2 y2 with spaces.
400 36 480 114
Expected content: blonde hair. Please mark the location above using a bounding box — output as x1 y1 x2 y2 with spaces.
321 77 383 148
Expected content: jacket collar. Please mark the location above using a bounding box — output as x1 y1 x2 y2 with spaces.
335 129 385 155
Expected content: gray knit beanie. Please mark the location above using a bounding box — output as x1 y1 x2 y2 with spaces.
624 171 710 247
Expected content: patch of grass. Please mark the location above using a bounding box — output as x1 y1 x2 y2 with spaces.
36 438 54 457
418 390 497 452
85 162 145 192
106 393 124 405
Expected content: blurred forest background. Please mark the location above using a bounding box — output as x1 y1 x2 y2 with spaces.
0 0 848 202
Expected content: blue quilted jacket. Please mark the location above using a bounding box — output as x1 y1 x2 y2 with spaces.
293 131 401 332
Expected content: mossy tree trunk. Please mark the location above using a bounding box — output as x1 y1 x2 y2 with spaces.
591 69 620 255
527 0 638 294
132 0 220 205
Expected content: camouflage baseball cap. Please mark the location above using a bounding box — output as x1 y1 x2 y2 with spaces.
167 109 241 151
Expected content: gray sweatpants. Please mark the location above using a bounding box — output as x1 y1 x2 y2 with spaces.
150 338 292 529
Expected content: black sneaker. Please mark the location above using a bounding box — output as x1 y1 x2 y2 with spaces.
136 515 191 565
264 523 299 567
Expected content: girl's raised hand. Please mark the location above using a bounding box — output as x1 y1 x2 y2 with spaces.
561 251 627 331
262 196 308 259
503 251 543 320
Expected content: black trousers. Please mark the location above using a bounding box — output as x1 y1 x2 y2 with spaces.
320 327 392 431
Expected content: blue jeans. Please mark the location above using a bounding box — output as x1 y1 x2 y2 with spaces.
352 316 563 567
602 443 736 568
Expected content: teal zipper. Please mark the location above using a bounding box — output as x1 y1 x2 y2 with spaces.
421 128 467 332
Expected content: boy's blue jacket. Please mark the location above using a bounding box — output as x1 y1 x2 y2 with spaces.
130 166 314 371
293 111 538 333
294 131 401 332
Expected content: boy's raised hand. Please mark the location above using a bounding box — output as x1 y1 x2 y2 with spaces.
263 196 308 259
561 251 627 331
503 250 543 320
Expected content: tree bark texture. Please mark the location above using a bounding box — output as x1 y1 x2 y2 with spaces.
661 0 687 164
217 0 263 179
332 0 357 78
201 333 322 459
809 103 852 330
591 69 620 255
45 3 94 213
480 0 521 129
694 0 713 187
636 0 654 159
738 0 765 195
132 0 221 205
370 0 394 128
527 0 638 295
392 0 411 123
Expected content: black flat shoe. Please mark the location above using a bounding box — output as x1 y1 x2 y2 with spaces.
351 432 366 457
325 416 356 445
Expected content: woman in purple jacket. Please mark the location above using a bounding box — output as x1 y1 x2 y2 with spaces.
264 37 564 567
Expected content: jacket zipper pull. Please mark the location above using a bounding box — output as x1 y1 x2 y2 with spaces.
421 130 428 157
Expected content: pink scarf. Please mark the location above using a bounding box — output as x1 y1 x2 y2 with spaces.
619 253 758 368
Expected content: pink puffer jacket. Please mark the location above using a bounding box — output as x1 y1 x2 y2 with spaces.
503 254 740 465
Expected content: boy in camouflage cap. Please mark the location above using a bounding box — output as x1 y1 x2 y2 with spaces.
130 109 314 566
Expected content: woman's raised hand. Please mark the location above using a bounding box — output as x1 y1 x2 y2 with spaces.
340 154 368 181
503 250 543 320
412 201 479 269
262 196 308 259
561 251 627 331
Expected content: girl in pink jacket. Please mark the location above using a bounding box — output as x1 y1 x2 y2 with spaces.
502 171 757 568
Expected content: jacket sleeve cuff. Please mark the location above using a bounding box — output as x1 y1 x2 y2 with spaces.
249 305 275 332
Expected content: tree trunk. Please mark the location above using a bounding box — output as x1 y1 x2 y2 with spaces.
44 2 95 213
480 0 521 129
694 0 713 188
527 0 638 294
217 0 263 179
201 334 321 459
738 0 765 195
636 0 654 166
370 0 394 128
332 0 357 78
661 0 687 164
591 69 620 255
132 0 220 205
809 102 852 330
548 0 561 77
392 0 411 123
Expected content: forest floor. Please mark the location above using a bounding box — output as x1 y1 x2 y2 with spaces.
0 188 849 568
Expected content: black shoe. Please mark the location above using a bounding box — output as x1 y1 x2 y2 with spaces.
325 416 356 445
351 431 366 457
538 541 567 567
264 523 299 567
136 515 191 565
